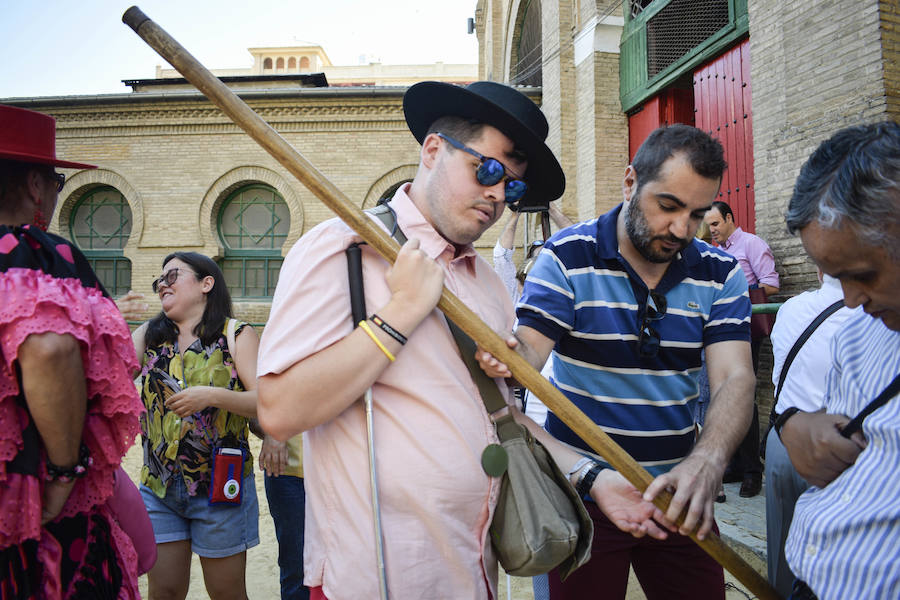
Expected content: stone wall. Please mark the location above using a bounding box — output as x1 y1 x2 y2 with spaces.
749 0 894 297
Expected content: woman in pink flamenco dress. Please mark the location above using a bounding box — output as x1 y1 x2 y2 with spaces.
0 104 144 598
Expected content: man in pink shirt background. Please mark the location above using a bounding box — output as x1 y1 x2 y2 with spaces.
256 81 668 600
705 200 779 296
705 200 780 498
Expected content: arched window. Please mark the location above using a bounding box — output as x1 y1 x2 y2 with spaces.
263 57 273 70
69 186 132 296
378 179 413 204
300 56 310 70
512 0 543 86
276 57 285 70
217 184 290 298
288 57 297 70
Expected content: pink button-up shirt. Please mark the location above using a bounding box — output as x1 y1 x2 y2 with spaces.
722 227 780 289
257 186 514 600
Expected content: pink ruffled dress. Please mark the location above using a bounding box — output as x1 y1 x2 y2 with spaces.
0 225 144 599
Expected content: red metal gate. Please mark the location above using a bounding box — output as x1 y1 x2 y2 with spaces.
693 39 755 232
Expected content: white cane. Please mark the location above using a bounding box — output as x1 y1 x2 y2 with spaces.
347 242 389 600
365 388 389 600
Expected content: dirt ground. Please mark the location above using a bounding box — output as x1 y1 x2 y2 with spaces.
124 437 535 600
123 439 752 600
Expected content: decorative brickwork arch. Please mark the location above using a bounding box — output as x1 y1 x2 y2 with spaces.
56 169 143 254
199 166 304 259
362 164 418 209
54 169 143 295
504 0 542 86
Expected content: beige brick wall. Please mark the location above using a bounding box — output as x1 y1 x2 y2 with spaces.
541 0 579 218
477 0 898 434
37 93 431 325
749 0 891 297
882 0 900 119
32 89 546 326
748 0 896 423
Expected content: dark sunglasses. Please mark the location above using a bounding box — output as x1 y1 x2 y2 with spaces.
436 133 528 204
48 171 66 193
638 290 668 358
151 267 196 293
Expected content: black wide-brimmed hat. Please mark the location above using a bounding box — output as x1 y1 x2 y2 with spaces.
403 81 565 210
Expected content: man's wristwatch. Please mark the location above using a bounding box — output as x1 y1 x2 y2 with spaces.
575 463 604 498
774 407 802 440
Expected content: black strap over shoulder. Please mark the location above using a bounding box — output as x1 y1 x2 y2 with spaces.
774 299 845 403
841 372 900 438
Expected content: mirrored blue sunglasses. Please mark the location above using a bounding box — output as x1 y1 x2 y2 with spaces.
436 133 528 204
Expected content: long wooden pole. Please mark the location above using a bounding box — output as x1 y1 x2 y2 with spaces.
122 7 779 598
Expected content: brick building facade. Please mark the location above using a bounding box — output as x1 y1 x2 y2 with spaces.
474 0 899 422
3 2 897 424
4 51 497 326
8 89 421 325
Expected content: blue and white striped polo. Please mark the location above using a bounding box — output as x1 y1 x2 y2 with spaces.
516 204 751 475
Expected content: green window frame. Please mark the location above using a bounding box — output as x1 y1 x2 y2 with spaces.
68 186 132 296
217 184 290 299
620 0 749 112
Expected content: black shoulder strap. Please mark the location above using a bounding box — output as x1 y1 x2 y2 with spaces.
775 299 845 402
841 372 900 438
368 204 513 425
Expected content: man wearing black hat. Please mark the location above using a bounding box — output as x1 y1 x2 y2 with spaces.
256 82 664 600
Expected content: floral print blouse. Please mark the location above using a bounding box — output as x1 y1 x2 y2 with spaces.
139 321 253 498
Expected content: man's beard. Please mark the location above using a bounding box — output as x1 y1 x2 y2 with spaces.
625 195 690 264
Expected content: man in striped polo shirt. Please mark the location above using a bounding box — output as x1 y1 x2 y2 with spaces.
479 124 756 599
780 122 900 600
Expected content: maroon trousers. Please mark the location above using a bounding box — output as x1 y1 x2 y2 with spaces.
549 501 725 600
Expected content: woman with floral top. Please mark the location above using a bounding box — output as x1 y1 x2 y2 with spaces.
132 251 260 600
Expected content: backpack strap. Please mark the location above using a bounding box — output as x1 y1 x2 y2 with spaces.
368 203 408 245
225 318 237 357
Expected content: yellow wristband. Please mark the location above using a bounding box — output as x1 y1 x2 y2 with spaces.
358 320 396 362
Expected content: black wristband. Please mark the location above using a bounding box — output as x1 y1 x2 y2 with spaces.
371 314 407 345
45 443 92 483
774 407 802 440
576 463 604 498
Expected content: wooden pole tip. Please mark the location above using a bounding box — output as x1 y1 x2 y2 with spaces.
122 6 149 32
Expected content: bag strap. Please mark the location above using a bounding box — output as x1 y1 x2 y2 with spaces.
774 299 845 403
225 318 237 357
841 372 900 438
368 204 521 442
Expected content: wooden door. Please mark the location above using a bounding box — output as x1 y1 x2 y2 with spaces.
693 39 755 232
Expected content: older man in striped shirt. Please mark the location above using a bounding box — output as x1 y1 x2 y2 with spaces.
779 121 900 600
479 124 756 599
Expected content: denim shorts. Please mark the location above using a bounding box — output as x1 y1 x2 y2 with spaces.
140 473 260 558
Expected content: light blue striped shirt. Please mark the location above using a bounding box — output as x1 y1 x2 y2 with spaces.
785 310 900 599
